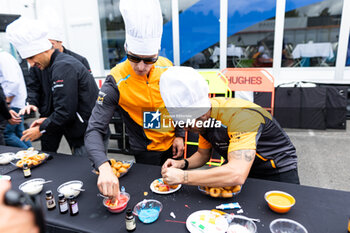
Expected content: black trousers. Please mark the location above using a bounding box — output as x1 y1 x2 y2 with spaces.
0 120 7 145
249 168 300 184
40 128 67 153
132 146 174 166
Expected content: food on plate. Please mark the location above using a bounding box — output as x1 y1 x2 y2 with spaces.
118 167 127 174
15 152 47 168
199 185 242 198
158 185 169 192
108 160 132 178
122 163 130 169
209 187 221 197
152 178 179 192
221 190 233 198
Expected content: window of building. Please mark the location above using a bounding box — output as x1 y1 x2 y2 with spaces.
98 0 172 70
346 32 350 66
226 0 276 68
179 0 219 68
282 0 343 67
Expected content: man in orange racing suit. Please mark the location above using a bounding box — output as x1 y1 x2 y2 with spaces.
85 0 184 201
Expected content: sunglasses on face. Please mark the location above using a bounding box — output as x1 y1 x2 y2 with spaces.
127 53 158 64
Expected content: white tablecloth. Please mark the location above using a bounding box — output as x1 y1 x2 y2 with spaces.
292 42 334 59
210 45 244 63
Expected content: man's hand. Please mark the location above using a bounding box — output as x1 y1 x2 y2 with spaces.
19 105 38 115
161 167 184 185
30 118 47 128
162 158 185 170
97 162 120 202
21 126 42 142
8 110 21 125
172 137 184 158
0 181 39 233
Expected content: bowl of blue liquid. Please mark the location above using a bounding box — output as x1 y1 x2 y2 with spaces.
133 199 163 224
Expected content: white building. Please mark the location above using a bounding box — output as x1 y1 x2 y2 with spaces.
0 0 350 84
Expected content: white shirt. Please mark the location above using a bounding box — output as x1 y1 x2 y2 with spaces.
0 51 27 109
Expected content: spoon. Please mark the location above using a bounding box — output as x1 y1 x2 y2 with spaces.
36 180 53 186
97 193 109 199
71 187 85 192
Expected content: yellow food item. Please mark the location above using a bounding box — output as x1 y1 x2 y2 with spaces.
112 168 118 176
32 160 39 166
169 184 179 189
16 160 24 168
118 167 127 173
231 185 241 193
110 159 116 166
221 190 233 198
267 195 292 206
209 188 221 198
113 163 122 170
122 163 130 169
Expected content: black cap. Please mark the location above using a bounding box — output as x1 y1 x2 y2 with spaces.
126 208 132 215
68 195 75 200
58 193 65 200
45 190 52 197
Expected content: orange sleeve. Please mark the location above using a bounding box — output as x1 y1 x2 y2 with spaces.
198 134 212 149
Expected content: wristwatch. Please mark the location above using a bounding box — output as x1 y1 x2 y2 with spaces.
182 159 189 170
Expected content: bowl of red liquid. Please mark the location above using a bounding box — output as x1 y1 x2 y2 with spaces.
103 192 130 213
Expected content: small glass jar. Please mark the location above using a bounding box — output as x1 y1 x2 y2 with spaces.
68 195 79 216
22 163 31 178
125 208 136 232
45 190 56 210
58 193 68 214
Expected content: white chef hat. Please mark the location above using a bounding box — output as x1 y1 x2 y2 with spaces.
40 10 64 42
160 67 211 122
6 17 52 59
47 22 64 42
120 0 163 55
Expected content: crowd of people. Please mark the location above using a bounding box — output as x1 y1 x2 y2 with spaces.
0 0 299 231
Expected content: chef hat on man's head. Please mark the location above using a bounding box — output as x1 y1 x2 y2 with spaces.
40 10 64 42
120 0 163 55
160 66 211 122
6 17 52 59
47 21 64 42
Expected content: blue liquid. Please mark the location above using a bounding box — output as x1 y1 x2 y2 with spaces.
138 208 160 223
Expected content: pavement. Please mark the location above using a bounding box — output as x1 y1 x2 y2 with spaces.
28 119 350 192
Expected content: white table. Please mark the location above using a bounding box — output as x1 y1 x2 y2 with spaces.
210 45 245 63
292 42 334 59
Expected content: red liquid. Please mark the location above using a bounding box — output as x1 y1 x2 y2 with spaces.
106 195 128 210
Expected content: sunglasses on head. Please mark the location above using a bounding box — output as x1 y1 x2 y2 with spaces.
127 53 158 64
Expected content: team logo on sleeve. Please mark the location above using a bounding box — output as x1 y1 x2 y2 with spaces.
97 91 106 105
143 110 161 129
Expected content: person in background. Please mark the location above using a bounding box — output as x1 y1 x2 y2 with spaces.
160 67 299 188
0 84 21 145
0 180 39 233
253 41 273 67
19 21 92 153
0 49 31 148
85 0 184 201
6 17 98 156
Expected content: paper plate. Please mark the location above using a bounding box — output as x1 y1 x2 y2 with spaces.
150 178 182 194
186 210 228 233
